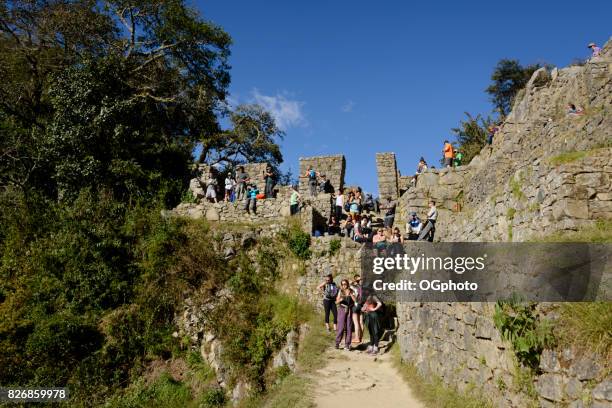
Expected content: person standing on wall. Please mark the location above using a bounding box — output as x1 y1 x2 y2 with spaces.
382 196 396 228
443 140 454 168
317 274 338 332
263 165 276 198
305 167 319 196
335 188 345 221
235 166 250 200
290 185 300 215
417 200 437 242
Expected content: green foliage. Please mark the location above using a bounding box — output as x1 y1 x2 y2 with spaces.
284 225 311 260
329 239 341 256
200 104 285 169
0 188 228 404
510 177 526 201
493 297 555 369
109 373 193 408
548 151 588 165
532 220 612 243
451 112 495 164
506 208 517 220
486 59 542 117
1 0 232 202
556 303 612 358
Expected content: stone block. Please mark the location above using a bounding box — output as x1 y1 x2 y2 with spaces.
536 373 564 402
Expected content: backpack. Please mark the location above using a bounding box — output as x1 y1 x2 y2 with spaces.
324 282 339 300
309 170 316 181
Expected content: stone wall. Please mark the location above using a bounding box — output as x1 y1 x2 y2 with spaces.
396 302 612 408
299 155 345 196
376 152 399 200
296 236 362 309
175 185 294 222
394 39 612 408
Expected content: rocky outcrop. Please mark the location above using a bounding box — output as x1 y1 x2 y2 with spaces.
394 38 612 408
398 38 612 242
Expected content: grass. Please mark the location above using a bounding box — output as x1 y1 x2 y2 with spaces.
555 303 612 359
390 345 493 408
239 308 330 408
548 145 611 166
531 220 612 243
506 208 516 220
509 176 526 201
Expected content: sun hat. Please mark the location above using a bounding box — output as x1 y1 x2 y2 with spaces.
588 42 596 47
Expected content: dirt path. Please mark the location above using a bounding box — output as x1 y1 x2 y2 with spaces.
311 337 424 408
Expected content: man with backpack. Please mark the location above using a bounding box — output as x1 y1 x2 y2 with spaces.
304 167 319 196
317 274 338 332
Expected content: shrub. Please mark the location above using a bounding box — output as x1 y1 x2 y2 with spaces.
286 226 311 260
329 239 341 256
493 297 555 369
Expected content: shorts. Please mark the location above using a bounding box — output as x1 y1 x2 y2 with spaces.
444 157 453 166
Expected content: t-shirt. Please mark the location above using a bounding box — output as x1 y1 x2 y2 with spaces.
308 170 317 181
427 206 438 221
225 177 234 189
409 218 421 228
290 191 299 205
248 188 258 199
237 172 249 183
592 46 601 57
384 201 396 216
335 194 344 206
349 202 360 213
455 152 464 161
444 143 454 158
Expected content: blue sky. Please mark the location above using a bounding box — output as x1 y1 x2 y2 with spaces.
194 0 611 194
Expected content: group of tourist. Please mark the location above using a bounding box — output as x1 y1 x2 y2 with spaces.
200 164 278 214
318 274 384 354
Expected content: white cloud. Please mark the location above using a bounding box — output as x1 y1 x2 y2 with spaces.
341 99 355 113
251 89 307 130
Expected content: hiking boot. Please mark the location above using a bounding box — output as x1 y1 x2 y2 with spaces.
335 344 339 349
366 345 373 353
371 346 379 355
345 345 352 351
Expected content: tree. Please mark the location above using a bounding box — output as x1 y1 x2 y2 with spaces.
451 112 494 164
199 103 284 168
1 0 232 203
486 59 541 117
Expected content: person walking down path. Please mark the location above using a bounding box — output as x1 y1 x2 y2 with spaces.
362 294 383 355
417 200 437 242
290 185 301 215
335 279 356 350
350 275 364 344
318 274 339 332
442 140 454 168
